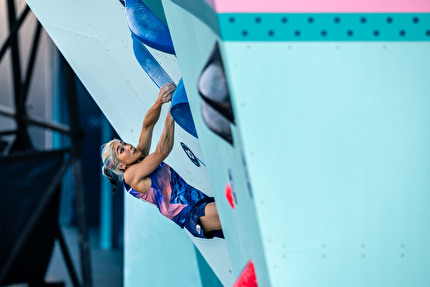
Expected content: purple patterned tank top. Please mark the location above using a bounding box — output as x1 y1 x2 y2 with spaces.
124 162 207 227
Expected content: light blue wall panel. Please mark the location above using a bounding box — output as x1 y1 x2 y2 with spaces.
222 42 430 286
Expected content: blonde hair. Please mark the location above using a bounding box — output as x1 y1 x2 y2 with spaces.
101 138 124 180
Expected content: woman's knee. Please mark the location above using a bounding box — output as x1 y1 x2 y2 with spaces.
205 202 218 217
200 203 221 231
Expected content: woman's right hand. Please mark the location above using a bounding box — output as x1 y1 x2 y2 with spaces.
158 83 176 104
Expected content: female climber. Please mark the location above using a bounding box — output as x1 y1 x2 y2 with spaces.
101 83 223 239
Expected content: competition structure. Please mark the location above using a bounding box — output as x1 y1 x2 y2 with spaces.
26 0 430 286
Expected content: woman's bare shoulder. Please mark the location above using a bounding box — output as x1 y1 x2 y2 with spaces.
124 167 151 193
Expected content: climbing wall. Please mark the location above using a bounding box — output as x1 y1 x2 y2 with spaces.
25 0 232 286
24 0 430 285
161 0 430 286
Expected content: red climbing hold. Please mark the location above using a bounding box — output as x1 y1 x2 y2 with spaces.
225 182 235 209
233 260 257 287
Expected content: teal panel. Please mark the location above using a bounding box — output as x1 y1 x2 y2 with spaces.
218 13 430 41
222 42 430 286
99 118 114 249
194 246 223 287
141 0 168 27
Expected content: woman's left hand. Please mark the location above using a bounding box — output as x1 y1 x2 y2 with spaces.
158 83 176 104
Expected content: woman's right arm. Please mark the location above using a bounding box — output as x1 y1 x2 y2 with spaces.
125 111 175 192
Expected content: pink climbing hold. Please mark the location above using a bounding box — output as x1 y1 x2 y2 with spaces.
225 182 235 209
233 260 257 287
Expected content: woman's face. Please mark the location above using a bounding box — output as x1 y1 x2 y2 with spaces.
113 141 141 169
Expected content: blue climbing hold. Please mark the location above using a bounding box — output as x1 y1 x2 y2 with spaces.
170 79 198 138
125 0 175 54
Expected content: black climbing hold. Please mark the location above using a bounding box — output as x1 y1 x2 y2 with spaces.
198 42 235 123
201 101 233 145
180 142 200 167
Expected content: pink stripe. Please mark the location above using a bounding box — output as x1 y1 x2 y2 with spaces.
211 0 430 13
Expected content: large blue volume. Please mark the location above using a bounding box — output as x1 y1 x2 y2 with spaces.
170 78 198 138
125 0 175 54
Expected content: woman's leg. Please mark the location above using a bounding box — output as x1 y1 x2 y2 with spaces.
199 202 222 233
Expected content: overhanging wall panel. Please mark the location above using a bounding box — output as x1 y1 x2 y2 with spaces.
25 1 209 286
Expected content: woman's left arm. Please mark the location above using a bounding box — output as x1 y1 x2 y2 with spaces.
137 83 176 155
